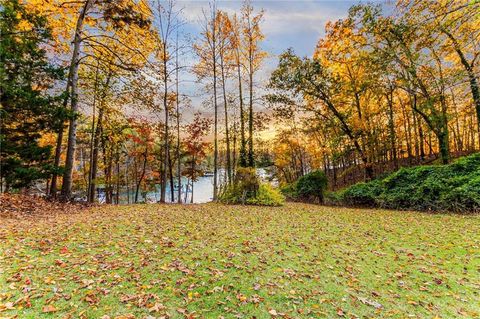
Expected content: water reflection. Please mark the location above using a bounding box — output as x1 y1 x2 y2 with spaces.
98 168 271 204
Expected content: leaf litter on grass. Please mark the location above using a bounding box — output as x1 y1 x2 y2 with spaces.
0 202 479 318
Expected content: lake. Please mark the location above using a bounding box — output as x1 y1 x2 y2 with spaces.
98 168 272 204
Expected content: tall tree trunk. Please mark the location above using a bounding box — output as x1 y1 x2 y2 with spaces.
386 89 398 169
60 0 95 202
212 11 218 201
161 41 169 203
115 147 120 205
190 155 195 204
236 49 247 167
175 31 182 204
49 81 72 198
220 55 232 183
87 65 100 202
438 96 450 164
247 49 254 167
135 150 147 203
49 126 64 198
232 121 237 178
168 148 175 202
88 107 103 203
125 158 130 204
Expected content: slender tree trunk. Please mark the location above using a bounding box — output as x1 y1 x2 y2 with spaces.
135 150 147 203
115 147 120 205
49 126 64 198
236 49 247 167
175 31 181 204
168 148 175 202
190 155 195 204
414 94 425 161
125 158 130 204
88 107 103 203
220 56 232 183
87 64 99 202
49 81 72 198
212 11 218 201
232 121 237 178
161 43 169 203
247 50 254 167
438 97 450 164
386 90 398 169
451 90 463 152
438 130 450 164
60 0 95 202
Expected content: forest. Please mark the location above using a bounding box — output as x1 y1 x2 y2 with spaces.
1 0 480 207
1 0 480 318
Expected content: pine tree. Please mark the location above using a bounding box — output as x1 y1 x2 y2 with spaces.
0 0 64 191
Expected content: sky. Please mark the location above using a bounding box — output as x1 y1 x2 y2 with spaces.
172 0 360 123
126 0 367 134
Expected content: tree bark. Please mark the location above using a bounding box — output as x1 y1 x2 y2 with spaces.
175 31 182 203
220 54 232 183
212 10 218 201
60 0 95 202
247 42 254 167
88 107 103 203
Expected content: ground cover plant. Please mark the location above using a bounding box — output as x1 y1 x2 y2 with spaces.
281 171 328 203
1 203 479 318
333 153 480 212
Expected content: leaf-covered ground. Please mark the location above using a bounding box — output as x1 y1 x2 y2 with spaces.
1 203 479 319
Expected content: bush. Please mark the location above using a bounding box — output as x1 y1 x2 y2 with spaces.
280 182 299 200
442 173 480 212
219 167 285 206
246 183 285 206
296 170 328 203
340 180 382 207
334 153 480 213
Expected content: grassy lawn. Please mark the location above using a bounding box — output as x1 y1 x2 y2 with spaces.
1 203 479 318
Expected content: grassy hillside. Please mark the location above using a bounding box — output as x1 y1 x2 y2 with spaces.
1 203 479 318
330 153 480 212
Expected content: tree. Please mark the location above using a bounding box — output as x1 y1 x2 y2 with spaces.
150 0 184 203
0 0 64 191
230 13 247 167
400 0 480 147
351 4 453 163
194 3 220 200
270 49 375 180
57 0 153 201
241 1 266 167
216 11 234 183
183 113 212 203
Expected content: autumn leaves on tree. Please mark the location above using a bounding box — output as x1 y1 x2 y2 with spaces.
269 0 480 186
1 0 479 203
194 1 265 199
0 0 267 202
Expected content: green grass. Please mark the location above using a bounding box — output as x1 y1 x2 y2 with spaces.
1 203 479 318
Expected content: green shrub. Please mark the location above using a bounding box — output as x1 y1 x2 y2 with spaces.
442 173 480 212
280 182 299 200
333 153 480 213
341 180 382 207
246 183 285 206
296 170 328 203
219 167 284 206
324 191 343 206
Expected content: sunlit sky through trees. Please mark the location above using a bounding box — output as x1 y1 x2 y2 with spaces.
170 0 361 134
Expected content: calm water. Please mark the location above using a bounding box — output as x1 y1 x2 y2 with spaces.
98 168 271 204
